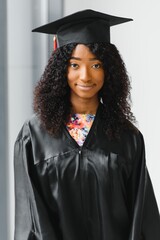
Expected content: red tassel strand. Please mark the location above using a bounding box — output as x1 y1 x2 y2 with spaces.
53 35 57 51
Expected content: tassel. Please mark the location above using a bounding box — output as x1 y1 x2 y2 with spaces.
53 35 57 51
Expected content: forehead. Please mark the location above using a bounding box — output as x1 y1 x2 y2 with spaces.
71 44 97 59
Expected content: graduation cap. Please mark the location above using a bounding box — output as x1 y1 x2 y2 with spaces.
32 9 133 49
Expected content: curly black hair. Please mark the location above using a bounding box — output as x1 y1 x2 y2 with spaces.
34 42 136 139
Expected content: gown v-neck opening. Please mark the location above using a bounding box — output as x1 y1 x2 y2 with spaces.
64 104 102 148
66 113 95 146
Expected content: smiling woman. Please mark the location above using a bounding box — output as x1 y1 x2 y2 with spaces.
67 44 104 114
33 41 134 138
14 9 160 240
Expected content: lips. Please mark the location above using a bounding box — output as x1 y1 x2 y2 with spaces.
76 84 95 90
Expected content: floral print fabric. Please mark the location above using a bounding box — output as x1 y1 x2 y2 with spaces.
66 113 95 146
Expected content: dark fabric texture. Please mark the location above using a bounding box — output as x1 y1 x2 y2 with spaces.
14 104 160 240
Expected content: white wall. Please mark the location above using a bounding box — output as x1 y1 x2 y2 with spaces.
64 0 160 207
7 1 64 238
7 0 48 239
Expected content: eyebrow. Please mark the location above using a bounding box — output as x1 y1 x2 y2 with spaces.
70 57 100 61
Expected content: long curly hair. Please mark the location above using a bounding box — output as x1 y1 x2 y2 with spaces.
34 42 136 139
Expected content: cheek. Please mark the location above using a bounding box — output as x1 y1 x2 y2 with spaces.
97 72 105 86
67 70 77 83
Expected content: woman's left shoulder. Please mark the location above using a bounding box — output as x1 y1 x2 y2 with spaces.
122 119 142 136
120 120 145 153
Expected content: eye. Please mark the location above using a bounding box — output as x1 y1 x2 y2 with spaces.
69 63 79 69
92 63 103 69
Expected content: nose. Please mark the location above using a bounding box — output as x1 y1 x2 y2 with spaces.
79 66 91 82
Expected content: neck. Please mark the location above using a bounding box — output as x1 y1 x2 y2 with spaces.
70 96 99 114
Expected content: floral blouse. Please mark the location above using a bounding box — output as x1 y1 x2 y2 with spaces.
66 113 95 146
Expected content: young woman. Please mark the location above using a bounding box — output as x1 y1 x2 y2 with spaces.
14 9 160 240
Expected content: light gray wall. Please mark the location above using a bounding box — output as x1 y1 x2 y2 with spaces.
7 1 40 238
0 0 8 239
64 0 160 208
6 0 64 239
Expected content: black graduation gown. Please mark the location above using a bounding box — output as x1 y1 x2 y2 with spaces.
14 104 160 240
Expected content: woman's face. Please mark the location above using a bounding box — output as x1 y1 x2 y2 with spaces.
67 44 104 102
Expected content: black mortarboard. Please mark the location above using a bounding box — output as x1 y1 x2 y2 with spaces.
32 9 132 47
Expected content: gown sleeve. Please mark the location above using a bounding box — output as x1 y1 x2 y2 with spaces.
14 123 59 240
128 131 160 240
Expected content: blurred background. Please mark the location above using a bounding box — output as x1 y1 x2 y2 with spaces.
1 0 160 239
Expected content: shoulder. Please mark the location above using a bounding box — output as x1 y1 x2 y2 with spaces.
14 114 52 164
15 114 42 142
15 114 68 164
121 120 144 144
119 120 145 161
98 103 145 153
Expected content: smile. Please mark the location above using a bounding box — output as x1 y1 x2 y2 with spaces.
76 84 95 90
